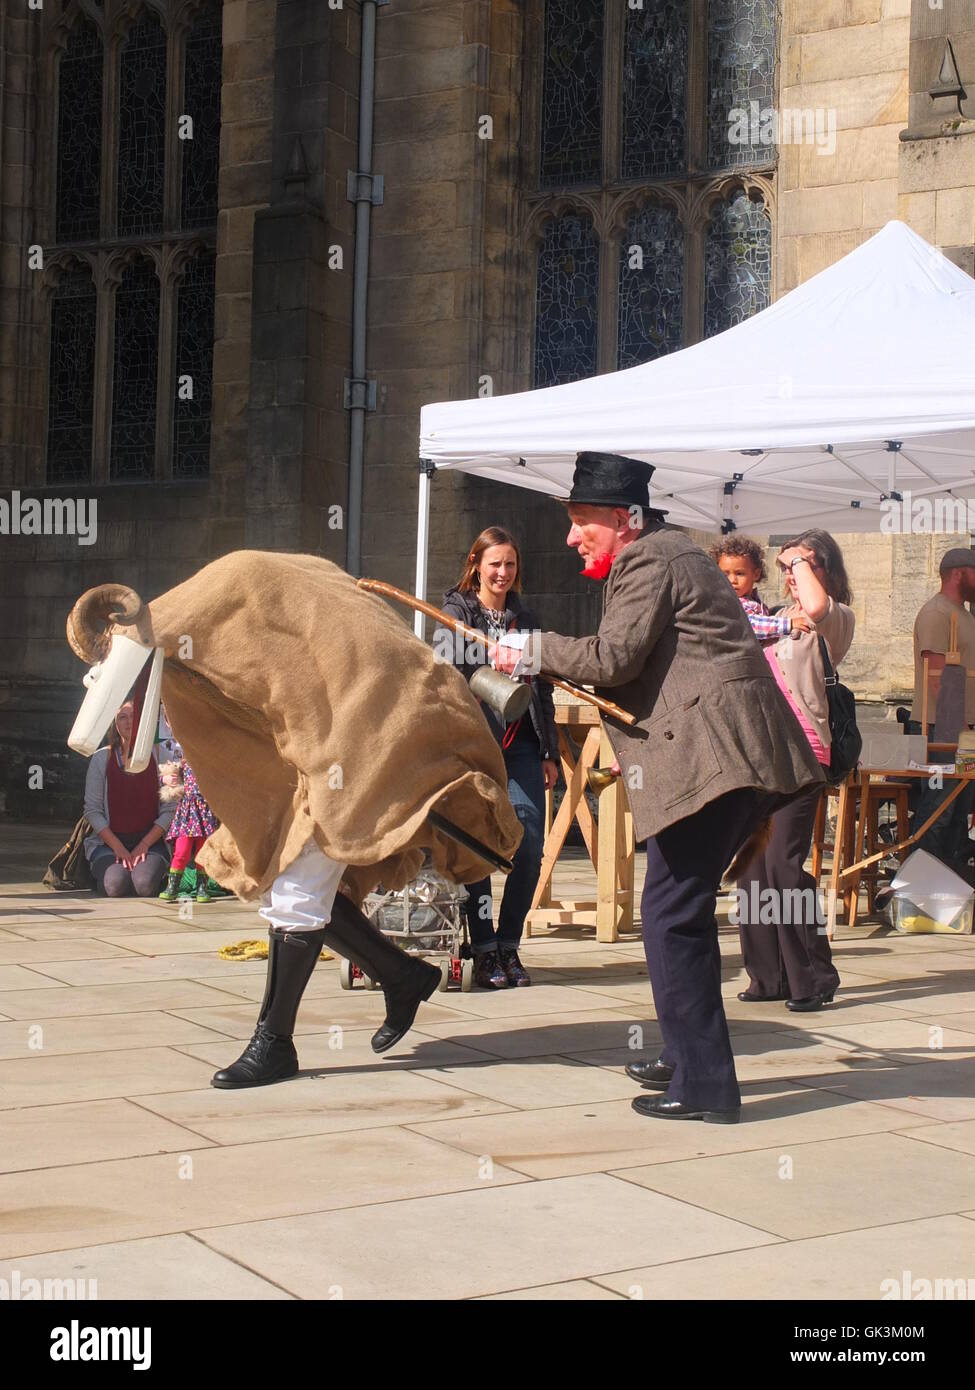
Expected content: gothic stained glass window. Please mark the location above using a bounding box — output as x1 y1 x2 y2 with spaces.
55 21 102 242
703 190 770 338
181 1 222 230
172 251 215 478
621 1 688 181
46 269 97 483
707 0 776 170
533 215 599 387
110 259 160 480
117 10 167 237
540 0 603 187
618 205 684 368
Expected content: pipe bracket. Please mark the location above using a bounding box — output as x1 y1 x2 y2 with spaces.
344 378 377 411
347 171 384 206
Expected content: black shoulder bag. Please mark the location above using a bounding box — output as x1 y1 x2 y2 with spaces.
818 635 861 783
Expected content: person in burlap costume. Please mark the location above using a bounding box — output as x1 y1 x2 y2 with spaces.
65 552 522 1089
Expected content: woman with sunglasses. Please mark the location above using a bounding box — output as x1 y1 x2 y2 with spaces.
736 529 855 1011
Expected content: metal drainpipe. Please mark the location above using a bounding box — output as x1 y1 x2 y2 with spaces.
345 0 385 577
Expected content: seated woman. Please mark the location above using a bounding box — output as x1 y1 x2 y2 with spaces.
83 700 174 897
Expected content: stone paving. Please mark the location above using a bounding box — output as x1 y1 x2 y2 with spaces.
2 823 975 1301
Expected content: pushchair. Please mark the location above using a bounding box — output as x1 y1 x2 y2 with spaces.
337 863 475 992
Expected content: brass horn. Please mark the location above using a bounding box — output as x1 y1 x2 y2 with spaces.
586 765 621 795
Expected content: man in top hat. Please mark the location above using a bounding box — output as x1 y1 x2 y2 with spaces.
494 453 824 1122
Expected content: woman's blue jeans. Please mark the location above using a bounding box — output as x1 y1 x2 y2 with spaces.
466 744 546 954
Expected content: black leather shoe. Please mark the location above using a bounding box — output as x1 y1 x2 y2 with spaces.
499 948 531 987
212 1024 298 1088
625 1057 674 1090
631 1095 740 1123
786 992 833 1012
474 949 509 989
737 990 788 1002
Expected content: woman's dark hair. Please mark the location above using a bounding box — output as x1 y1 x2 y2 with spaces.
107 701 134 752
708 534 766 583
457 526 522 594
778 528 853 605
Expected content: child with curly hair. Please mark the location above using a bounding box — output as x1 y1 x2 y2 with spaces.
709 535 809 641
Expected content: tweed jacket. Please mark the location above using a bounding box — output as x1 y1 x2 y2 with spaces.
537 525 825 843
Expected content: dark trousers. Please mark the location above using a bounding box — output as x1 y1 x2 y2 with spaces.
737 784 840 1001
642 787 769 1111
905 720 975 865
466 742 545 954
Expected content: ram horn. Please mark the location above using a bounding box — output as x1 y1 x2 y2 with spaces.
66 584 147 664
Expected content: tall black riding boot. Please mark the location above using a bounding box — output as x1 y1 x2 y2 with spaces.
324 894 442 1054
211 927 325 1088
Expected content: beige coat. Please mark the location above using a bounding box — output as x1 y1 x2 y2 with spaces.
538 526 825 843
69 552 523 904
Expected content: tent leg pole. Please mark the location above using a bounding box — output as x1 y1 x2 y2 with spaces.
414 459 434 639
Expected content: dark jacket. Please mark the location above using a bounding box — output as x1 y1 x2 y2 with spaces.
538 524 825 843
439 586 559 761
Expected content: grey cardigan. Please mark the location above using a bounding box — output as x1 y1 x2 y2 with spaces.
83 747 175 861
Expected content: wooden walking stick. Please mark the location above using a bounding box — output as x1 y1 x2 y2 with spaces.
357 578 637 726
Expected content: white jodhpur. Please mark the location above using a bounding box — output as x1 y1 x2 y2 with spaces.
259 839 348 933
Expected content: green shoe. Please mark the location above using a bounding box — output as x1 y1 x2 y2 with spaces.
196 881 214 903
177 867 197 898
158 871 180 903
204 877 233 899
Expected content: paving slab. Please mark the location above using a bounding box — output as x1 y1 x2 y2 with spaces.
0 1234 293 1300
1 1098 216 1174
0 1010 232 1060
797 1057 975 1123
0 1127 529 1260
0 939 141 965
0 978 252 1020
414 1056 639 1109
194 1173 778 1301
476 1279 626 1300
414 1009 654 1059
134 1070 514 1144
0 1046 218 1109
173 1027 500 1071
405 1085 939 1178
613 1131 975 1239
593 1214 975 1300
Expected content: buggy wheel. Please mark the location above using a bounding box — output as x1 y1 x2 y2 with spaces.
438 961 450 992
339 958 353 990
461 958 474 992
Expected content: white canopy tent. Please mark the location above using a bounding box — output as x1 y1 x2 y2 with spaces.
414 221 975 632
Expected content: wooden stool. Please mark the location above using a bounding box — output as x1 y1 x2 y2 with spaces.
811 782 858 920
861 780 911 913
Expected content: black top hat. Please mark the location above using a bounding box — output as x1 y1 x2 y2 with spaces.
562 452 667 517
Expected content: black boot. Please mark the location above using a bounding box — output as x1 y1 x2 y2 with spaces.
324 894 442 1054
211 927 325 1088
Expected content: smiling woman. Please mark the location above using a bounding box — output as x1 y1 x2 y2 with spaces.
81 700 174 898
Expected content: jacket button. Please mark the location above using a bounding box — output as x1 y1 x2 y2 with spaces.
664 730 674 740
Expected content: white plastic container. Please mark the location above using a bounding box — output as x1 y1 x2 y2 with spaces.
886 849 975 935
